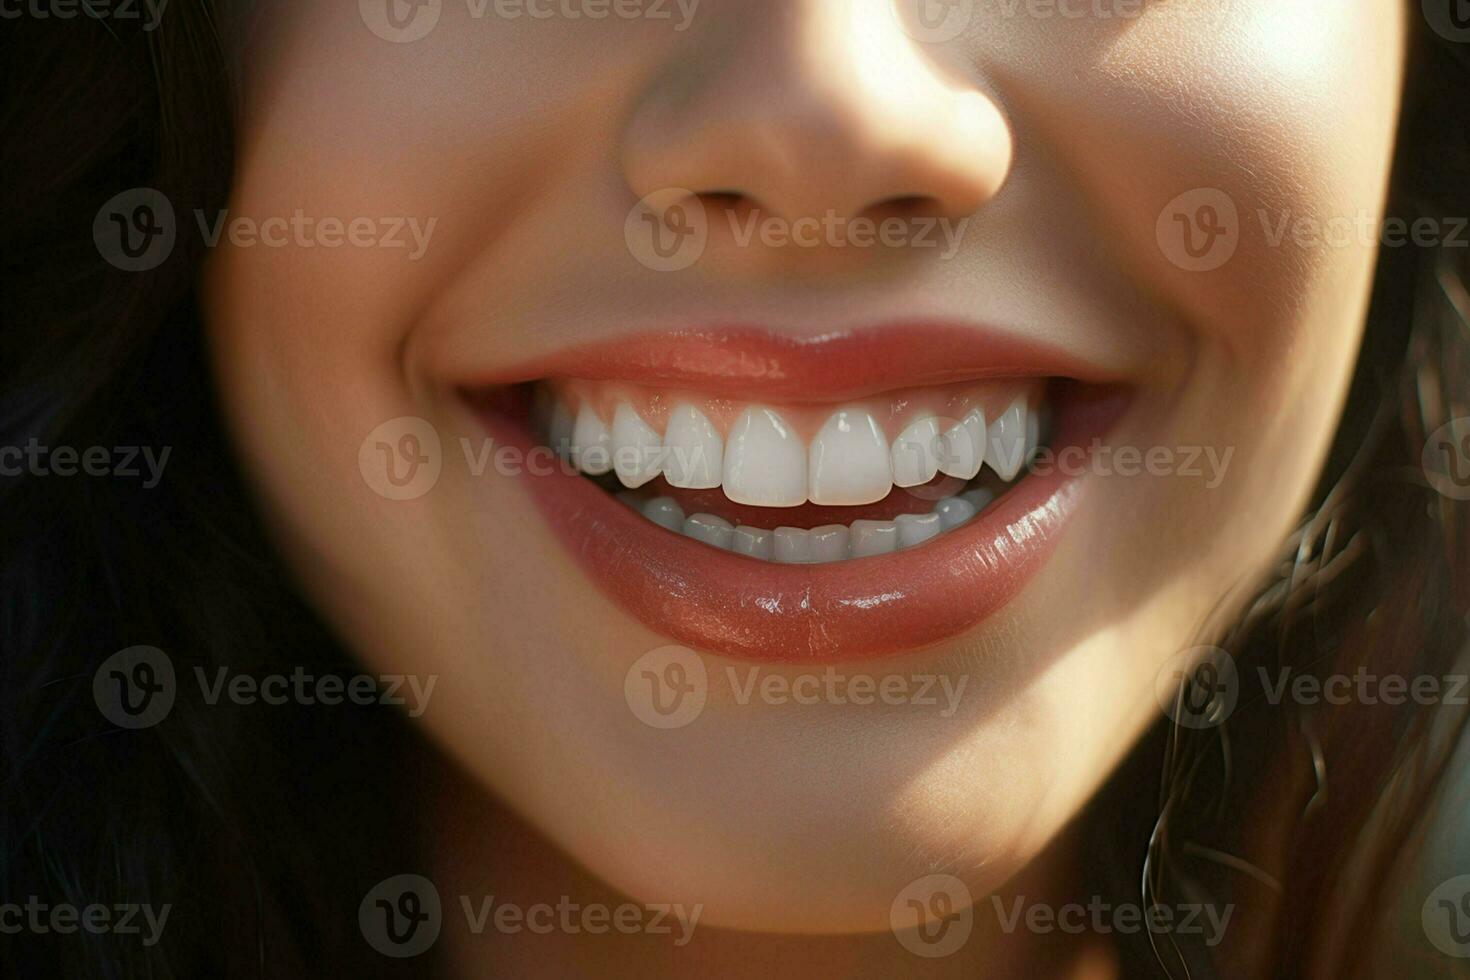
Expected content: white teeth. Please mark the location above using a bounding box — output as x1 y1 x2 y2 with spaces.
641 496 685 531
553 392 1044 493
663 403 723 489
895 512 942 549
571 405 613 474
723 407 807 507
933 495 977 529
549 402 575 459
731 525 775 559
986 398 1027 481
849 519 899 557
627 477 1006 561
549 385 1044 560
891 416 942 487
612 403 666 488
938 408 986 480
808 524 850 561
682 512 734 549
808 408 892 505
773 527 813 563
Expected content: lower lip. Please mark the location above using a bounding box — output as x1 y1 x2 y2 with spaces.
474 384 1126 663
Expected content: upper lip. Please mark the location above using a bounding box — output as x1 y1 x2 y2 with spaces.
452 322 1128 400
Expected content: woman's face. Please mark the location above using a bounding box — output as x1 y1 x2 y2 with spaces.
206 0 1405 932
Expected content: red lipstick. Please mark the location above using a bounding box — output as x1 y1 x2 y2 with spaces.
466 326 1128 662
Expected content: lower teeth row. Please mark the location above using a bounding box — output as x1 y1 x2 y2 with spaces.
616 487 999 563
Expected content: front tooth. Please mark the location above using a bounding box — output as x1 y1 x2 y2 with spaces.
891 416 942 487
611 403 666 488
895 512 942 549
933 495 977 529
986 398 1027 481
938 408 986 480
571 404 613 474
549 402 575 459
663 403 723 489
808 408 892 505
641 496 685 531
683 512 734 549
808 524 850 562
773 527 813 563
849 519 898 557
723 407 807 507
731 525 775 560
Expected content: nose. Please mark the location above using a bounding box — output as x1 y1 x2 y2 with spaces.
621 0 1011 222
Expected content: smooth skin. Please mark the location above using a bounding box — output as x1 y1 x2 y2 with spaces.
206 1 1405 975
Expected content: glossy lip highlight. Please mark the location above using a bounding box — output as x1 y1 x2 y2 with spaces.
469 379 1126 663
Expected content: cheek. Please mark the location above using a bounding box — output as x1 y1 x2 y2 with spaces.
995 0 1403 376
206 0 668 465
993 0 1403 551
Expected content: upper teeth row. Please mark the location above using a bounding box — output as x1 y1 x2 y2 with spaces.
545 395 1041 507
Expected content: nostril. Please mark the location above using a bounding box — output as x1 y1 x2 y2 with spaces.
693 189 770 229
699 191 747 209
696 190 763 220
861 195 946 223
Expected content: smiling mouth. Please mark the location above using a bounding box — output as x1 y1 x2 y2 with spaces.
533 377 1045 561
462 325 1129 662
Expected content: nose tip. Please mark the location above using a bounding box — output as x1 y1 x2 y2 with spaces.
620 4 1012 224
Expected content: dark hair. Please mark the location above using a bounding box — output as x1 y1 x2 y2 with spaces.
1133 18 1470 980
1 7 428 977
1 4 1466 978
